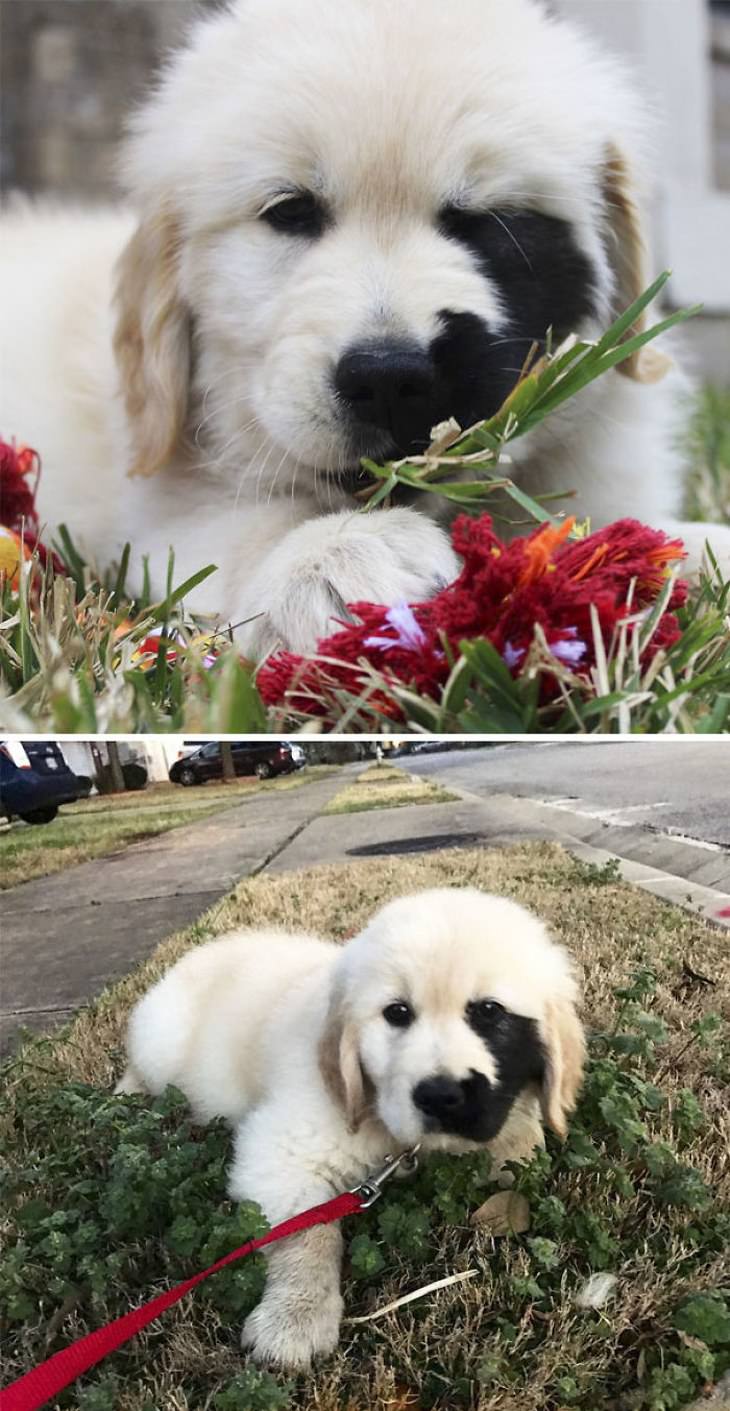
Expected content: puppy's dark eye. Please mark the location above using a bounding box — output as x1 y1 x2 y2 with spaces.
467 998 506 1031
383 1001 414 1028
260 192 327 238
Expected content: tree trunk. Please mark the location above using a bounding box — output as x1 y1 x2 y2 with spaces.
220 742 236 784
107 742 126 793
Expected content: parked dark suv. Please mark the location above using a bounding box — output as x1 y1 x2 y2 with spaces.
0 741 88 824
169 741 305 786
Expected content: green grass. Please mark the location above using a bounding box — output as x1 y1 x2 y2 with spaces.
0 767 335 889
1 277 727 734
322 762 459 814
1 843 729 1411
683 385 730 526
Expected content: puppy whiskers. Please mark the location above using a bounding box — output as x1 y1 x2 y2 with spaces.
194 401 259 449
488 211 534 272
252 438 279 506
289 453 302 505
266 446 292 504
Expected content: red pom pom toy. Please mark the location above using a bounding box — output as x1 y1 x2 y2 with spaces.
258 513 687 721
0 438 66 584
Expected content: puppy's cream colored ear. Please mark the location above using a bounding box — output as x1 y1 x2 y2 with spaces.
539 996 586 1139
601 143 672 385
113 204 190 477
318 992 370 1133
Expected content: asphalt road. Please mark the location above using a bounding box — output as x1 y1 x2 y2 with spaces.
400 741 730 850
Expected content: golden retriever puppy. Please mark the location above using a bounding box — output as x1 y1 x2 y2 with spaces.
2 0 728 659
117 888 585 1367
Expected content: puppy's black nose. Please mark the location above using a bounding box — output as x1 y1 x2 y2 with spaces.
335 340 435 437
412 1075 466 1124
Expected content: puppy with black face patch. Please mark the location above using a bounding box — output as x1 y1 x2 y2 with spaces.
2 0 728 659
116 888 585 1368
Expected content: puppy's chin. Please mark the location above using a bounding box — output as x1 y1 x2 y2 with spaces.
419 1108 511 1147
375 1090 426 1148
419 1129 491 1155
323 429 399 478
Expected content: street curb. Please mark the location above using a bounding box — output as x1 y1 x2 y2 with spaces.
429 784 730 931
563 841 730 930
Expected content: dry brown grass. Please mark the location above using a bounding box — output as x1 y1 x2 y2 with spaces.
2 843 729 1411
322 762 458 815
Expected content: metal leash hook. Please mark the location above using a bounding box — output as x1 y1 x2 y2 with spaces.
351 1143 422 1208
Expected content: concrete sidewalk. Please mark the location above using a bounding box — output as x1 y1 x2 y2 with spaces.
268 784 728 885
3 764 727 1056
267 786 730 928
0 769 346 1052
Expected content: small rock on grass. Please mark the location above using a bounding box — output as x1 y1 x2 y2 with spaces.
576 1272 618 1310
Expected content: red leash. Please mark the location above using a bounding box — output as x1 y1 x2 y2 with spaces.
1 1193 360 1411
1 1148 420 1411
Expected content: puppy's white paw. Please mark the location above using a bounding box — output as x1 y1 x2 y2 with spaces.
114 1065 145 1096
239 507 458 657
241 1286 343 1370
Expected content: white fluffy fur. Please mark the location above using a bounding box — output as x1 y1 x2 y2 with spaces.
2 0 727 657
117 888 585 1368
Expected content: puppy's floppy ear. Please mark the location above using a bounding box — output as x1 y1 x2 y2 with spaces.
539 994 586 1139
601 142 672 385
318 983 372 1133
113 202 190 477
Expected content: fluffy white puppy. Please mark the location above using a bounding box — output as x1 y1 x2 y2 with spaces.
4 0 726 658
117 888 585 1368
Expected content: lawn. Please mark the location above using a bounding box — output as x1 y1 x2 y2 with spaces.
0 766 335 889
683 385 730 527
2 843 728 1411
322 761 459 814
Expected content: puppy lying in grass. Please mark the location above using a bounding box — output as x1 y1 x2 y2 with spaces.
117 887 585 1368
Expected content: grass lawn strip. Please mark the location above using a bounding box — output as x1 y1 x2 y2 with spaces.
68 767 336 816
0 766 336 890
2 842 729 1411
323 762 459 814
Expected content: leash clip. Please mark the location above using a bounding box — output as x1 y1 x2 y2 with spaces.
352 1143 421 1208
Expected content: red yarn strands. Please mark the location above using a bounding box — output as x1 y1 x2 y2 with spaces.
258 514 687 720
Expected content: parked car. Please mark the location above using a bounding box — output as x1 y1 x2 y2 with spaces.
94 758 148 793
0 741 87 824
169 741 305 786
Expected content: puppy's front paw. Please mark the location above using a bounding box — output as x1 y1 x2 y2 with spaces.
241 507 458 657
241 1287 343 1370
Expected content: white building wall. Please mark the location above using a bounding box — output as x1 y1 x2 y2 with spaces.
557 0 730 312
58 741 97 779
137 737 188 781
57 739 188 786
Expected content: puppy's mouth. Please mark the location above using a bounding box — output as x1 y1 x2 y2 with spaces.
324 429 402 492
324 426 441 499
328 463 383 495
324 311 525 493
